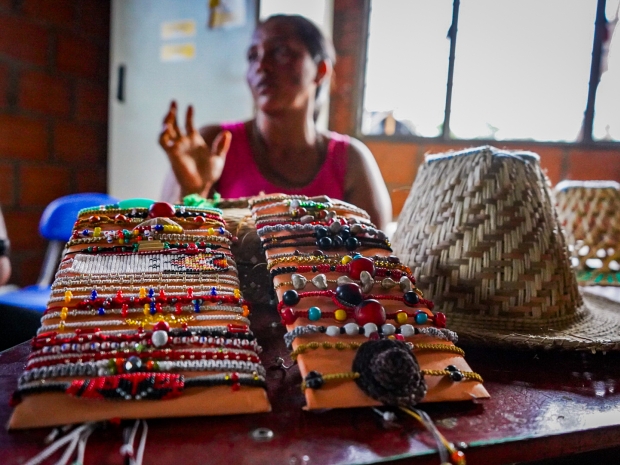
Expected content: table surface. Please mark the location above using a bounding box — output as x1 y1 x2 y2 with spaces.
2 293 620 465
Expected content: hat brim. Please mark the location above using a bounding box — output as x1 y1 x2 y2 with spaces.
446 289 620 352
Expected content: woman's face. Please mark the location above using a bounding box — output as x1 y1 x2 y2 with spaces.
246 20 320 115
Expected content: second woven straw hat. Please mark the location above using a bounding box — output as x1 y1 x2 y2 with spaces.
554 180 620 286
392 146 620 351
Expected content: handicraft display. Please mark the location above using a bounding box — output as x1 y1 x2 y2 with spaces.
249 194 489 411
9 200 271 429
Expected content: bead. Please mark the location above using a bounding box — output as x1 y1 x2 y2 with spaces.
335 283 363 307
400 324 415 337
363 322 378 337
399 277 413 292
315 226 329 238
281 308 296 325
282 290 300 306
153 321 170 332
341 255 352 265
344 323 359 335
308 306 321 321
446 365 458 372
148 201 175 218
318 236 333 249
349 257 376 280
451 450 466 465
414 311 428 325
123 356 143 373
354 299 386 326
382 323 396 335
64 291 73 303
291 274 307 290
344 237 359 251
118 198 155 209
403 291 420 306
334 309 348 321
305 371 324 389
395 311 409 325
329 221 341 233
326 326 340 336
151 330 169 348
434 312 447 328
311 274 328 290
450 371 464 382
332 235 344 248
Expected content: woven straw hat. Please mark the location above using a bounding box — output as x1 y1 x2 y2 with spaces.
392 146 620 351
555 180 620 286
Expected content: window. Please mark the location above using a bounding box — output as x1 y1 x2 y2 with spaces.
362 0 620 143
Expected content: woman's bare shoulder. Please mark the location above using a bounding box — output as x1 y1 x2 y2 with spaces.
200 121 252 146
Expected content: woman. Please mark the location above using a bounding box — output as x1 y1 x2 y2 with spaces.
159 14 392 230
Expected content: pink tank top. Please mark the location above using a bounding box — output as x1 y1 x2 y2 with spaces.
216 122 348 200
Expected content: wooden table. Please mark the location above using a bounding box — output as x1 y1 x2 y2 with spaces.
2 301 620 465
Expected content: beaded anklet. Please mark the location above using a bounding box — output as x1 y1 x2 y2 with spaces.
289 341 465 361
301 366 483 391
283 324 458 348
12 372 266 404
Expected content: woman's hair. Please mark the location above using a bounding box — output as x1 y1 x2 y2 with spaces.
259 14 336 120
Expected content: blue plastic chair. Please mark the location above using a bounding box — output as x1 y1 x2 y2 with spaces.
0 192 119 312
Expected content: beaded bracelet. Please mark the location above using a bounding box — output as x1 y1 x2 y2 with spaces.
77 204 224 219
277 287 433 313
26 345 260 370
264 239 391 253
274 272 416 295
261 223 387 244
251 197 371 218
42 303 248 323
64 242 233 256
283 324 458 349
12 372 265 404
30 332 261 360
289 341 465 361
66 233 232 248
51 273 240 289
21 356 266 385
50 288 247 312
32 324 255 349
50 284 238 301
38 314 251 334
71 225 231 242
280 305 443 327
75 213 225 228
301 366 483 391
267 253 411 275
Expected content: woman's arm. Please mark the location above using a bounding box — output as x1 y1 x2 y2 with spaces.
343 138 392 231
0 207 11 286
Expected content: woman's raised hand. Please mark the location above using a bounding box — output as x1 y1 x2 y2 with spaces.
159 101 231 198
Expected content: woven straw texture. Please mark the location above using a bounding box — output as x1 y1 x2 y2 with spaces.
555 181 620 286
392 146 620 351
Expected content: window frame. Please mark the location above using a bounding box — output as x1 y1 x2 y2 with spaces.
357 0 619 148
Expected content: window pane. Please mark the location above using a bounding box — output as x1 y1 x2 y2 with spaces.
363 0 453 137
450 0 597 142
593 0 620 141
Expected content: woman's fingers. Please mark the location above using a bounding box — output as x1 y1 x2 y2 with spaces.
211 130 232 158
185 105 196 135
170 101 181 138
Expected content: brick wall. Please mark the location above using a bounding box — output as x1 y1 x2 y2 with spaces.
0 0 110 286
330 0 620 220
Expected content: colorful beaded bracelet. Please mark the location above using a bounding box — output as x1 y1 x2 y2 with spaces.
32 324 255 350
277 286 434 313
12 372 265 405
289 341 465 361
26 345 260 370
279 305 443 327
283 324 458 349
21 355 266 384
